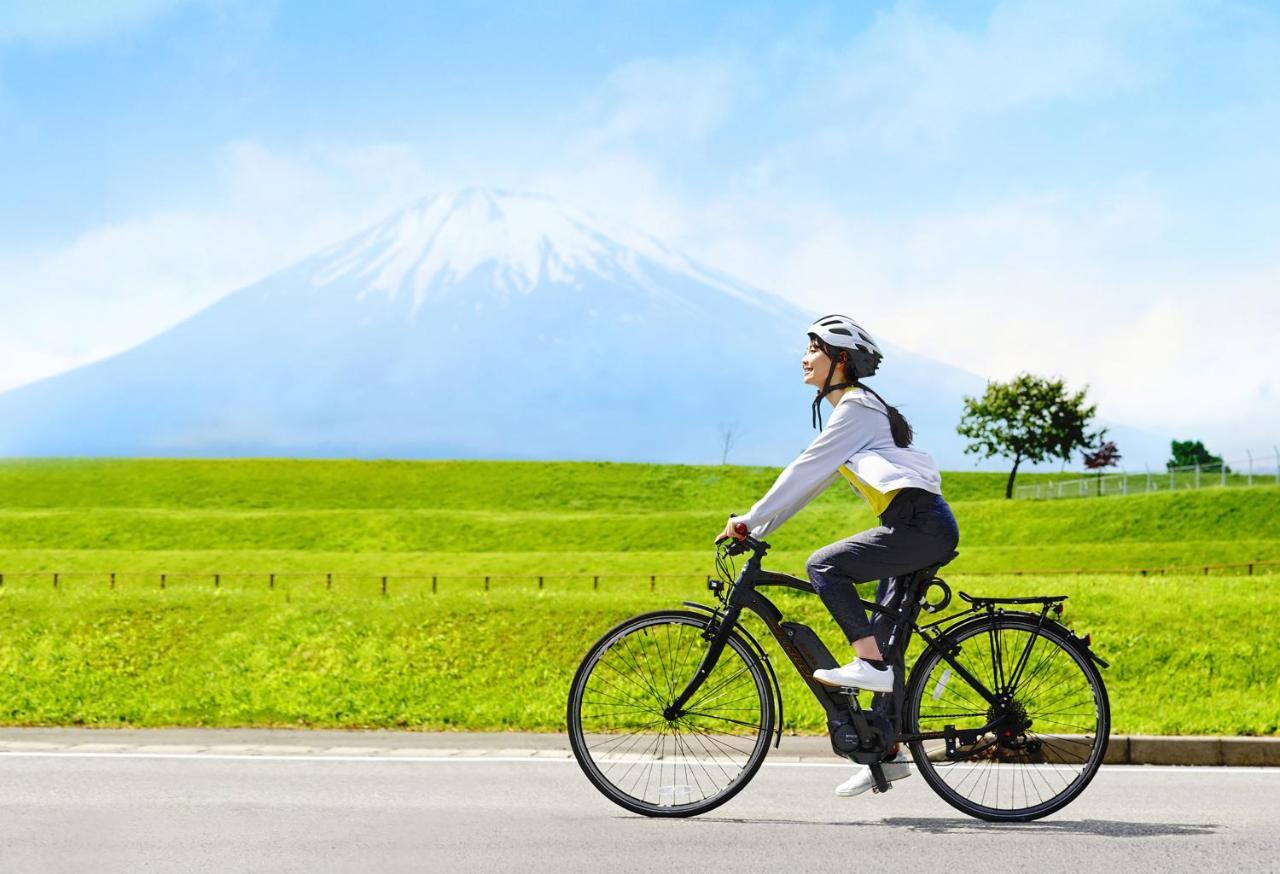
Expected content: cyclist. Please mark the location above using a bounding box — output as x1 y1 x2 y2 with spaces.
717 314 960 797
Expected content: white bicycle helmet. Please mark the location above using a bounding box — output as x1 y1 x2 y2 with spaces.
807 314 883 378
806 314 885 430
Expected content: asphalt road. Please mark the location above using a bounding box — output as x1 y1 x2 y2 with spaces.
0 753 1274 873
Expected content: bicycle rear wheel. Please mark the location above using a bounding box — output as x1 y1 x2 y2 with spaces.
903 614 1110 821
567 610 774 817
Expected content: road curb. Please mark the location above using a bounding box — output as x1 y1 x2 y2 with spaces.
1123 734 1280 767
0 728 1273 765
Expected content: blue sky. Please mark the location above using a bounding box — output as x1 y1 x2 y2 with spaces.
2 0 1278 459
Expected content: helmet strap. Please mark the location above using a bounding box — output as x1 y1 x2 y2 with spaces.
811 353 856 430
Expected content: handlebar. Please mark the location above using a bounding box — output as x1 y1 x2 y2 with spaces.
714 521 749 546
716 526 770 557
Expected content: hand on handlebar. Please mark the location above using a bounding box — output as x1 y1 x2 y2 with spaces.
715 518 749 545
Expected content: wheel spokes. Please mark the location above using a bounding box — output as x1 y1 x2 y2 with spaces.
912 622 1106 816
575 617 768 811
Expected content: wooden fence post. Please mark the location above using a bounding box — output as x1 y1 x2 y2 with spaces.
160 573 166 590
327 572 332 591
110 572 115 589
538 575 543 591
650 575 655 592
381 575 388 596
54 572 59 589
593 575 599 591
214 573 220 588
432 575 437 594
269 573 275 590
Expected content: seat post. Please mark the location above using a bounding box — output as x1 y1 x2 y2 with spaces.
881 565 939 664
872 565 936 729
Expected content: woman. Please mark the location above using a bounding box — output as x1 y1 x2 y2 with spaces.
717 314 960 798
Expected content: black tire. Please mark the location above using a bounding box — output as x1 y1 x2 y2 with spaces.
903 613 1110 822
567 610 775 818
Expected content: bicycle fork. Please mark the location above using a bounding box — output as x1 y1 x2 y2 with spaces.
663 605 742 720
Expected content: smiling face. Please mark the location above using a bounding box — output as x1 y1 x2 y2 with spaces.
802 336 847 388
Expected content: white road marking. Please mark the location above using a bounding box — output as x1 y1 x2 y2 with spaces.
0 750 1274 773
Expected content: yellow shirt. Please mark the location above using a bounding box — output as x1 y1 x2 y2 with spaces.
839 464 901 518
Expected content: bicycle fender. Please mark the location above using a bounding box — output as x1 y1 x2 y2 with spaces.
936 610 1110 671
682 601 785 749
1019 614 1110 670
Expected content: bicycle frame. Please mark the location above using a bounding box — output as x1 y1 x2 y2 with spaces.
666 537 1096 785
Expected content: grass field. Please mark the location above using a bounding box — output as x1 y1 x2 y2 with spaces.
1 459 1276 580
0 576 1274 737
0 458 1276 736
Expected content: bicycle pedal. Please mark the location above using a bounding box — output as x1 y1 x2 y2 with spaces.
869 765 893 795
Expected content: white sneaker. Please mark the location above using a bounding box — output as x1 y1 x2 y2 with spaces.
835 750 912 797
811 658 894 692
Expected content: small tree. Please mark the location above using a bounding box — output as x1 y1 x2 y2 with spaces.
1168 439 1228 473
1083 440 1122 496
957 373 1103 499
717 421 743 465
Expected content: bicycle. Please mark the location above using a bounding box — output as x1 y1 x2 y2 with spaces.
567 531 1111 822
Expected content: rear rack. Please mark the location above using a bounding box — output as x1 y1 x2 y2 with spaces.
957 591 1067 607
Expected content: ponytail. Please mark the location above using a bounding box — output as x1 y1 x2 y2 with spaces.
857 383 913 448
819 340 913 446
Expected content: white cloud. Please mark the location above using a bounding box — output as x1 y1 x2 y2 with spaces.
522 152 1279 459
766 196 1276 457
577 53 748 152
0 341 84 392
515 1 1279 459
0 139 439 389
806 0 1188 147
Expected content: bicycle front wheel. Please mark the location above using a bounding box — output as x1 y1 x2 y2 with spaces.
903 613 1110 822
567 610 774 817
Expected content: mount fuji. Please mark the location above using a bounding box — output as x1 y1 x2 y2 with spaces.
0 189 1122 467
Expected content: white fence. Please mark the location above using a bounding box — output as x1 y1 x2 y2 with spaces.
1015 449 1280 500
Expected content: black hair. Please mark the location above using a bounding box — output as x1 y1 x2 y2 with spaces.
855 382 914 448
815 338 914 448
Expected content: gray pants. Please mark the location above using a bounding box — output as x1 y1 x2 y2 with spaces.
805 488 960 654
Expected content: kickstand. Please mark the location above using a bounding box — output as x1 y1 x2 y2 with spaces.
868 762 892 794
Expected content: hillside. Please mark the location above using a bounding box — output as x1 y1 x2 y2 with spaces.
0 459 1275 580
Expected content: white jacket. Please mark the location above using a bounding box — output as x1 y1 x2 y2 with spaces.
733 388 942 538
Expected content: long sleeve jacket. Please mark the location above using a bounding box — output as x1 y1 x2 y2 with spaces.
732 388 943 538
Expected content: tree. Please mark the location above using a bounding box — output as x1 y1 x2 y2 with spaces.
957 373 1103 499
717 421 743 465
1083 440 1122 496
1167 439 1228 473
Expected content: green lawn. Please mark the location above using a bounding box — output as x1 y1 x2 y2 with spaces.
0 575 1273 737
0 458 1276 736
0 457 1062 510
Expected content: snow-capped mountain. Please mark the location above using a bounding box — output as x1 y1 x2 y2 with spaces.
311 188 787 315
0 188 1160 466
